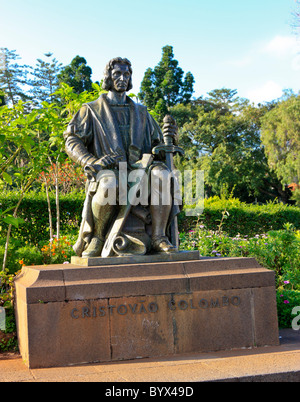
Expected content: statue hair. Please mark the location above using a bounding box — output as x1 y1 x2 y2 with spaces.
102 57 133 91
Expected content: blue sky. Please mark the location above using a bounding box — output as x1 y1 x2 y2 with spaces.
1 0 299 104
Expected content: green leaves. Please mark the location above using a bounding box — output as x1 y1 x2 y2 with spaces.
2 172 12 185
261 94 300 204
176 92 274 202
3 215 25 228
57 55 93 94
139 45 195 122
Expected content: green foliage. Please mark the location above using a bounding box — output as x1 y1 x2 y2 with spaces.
139 45 195 122
178 196 300 236
0 269 18 351
261 94 300 205
0 270 19 352
40 236 75 265
28 52 62 105
276 290 300 329
180 219 300 329
0 234 76 274
176 90 290 203
58 55 94 94
0 191 85 247
0 48 30 106
0 306 18 352
0 269 15 309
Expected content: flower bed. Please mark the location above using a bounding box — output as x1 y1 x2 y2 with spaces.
179 222 300 329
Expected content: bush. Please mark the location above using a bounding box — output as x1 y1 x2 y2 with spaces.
178 196 300 237
0 190 85 244
276 290 300 329
180 221 300 328
180 222 300 288
0 235 76 274
0 270 18 352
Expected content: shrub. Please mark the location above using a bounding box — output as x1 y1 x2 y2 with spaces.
0 190 85 244
178 196 300 237
40 236 75 265
276 290 300 329
0 235 76 274
0 270 18 352
180 222 300 288
180 221 300 329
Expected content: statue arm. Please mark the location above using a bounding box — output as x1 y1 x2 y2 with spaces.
64 105 98 167
64 133 98 167
65 133 123 171
64 104 123 170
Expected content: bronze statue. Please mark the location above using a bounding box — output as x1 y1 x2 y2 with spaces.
64 57 183 258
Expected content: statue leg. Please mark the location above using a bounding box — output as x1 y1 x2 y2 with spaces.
82 172 118 257
150 165 177 253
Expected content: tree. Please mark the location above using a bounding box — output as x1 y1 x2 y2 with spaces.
0 48 29 106
58 56 94 94
205 88 249 113
0 81 102 269
34 82 102 240
176 89 291 203
261 93 300 205
0 101 44 269
29 52 62 104
139 45 195 121
0 90 5 106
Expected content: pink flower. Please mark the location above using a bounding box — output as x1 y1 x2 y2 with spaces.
284 280 290 284
284 300 289 304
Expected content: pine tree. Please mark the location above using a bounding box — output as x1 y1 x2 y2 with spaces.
139 45 194 121
29 52 62 104
0 48 29 106
58 56 93 94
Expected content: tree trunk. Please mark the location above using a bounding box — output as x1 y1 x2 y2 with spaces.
2 179 34 270
55 160 60 239
44 178 53 240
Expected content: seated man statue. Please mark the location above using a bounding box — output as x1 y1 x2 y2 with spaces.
64 57 180 258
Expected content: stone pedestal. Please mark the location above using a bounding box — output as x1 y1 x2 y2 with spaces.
14 253 279 368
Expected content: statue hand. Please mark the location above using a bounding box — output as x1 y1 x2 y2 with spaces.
96 154 124 169
128 147 141 167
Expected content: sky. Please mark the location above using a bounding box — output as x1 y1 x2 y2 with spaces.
1 0 299 104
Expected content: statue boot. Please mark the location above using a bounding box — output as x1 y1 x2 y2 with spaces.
82 197 117 258
150 203 177 253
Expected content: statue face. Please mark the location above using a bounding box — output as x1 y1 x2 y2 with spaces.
111 63 131 93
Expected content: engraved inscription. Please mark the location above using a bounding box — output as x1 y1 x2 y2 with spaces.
70 295 241 319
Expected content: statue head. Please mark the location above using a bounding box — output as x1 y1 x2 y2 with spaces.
102 57 133 92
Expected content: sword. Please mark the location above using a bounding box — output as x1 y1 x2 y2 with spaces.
152 115 184 249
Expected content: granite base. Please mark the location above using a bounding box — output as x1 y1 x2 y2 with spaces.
14 256 279 368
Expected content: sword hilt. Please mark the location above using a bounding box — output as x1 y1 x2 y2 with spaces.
163 114 177 146
152 114 184 157
152 144 184 156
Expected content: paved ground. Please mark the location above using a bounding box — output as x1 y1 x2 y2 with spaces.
0 329 299 383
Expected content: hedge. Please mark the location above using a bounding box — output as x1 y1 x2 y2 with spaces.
0 190 85 244
178 196 300 236
1 192 300 244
